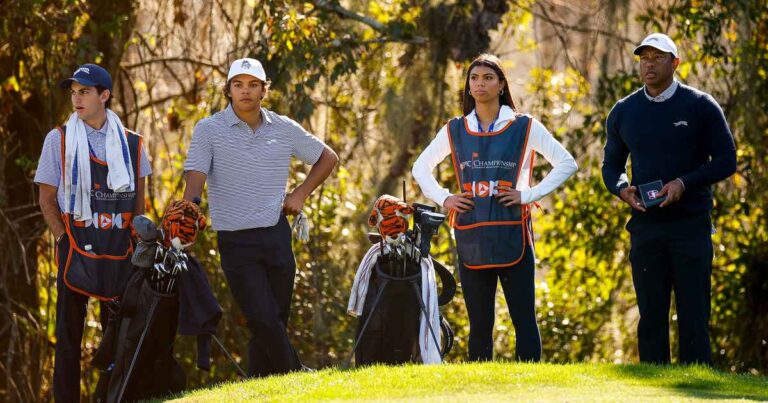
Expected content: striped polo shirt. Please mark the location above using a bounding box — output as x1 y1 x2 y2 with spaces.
184 105 325 231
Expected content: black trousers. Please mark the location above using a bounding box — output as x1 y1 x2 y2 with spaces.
217 215 301 377
458 246 541 362
53 237 109 403
628 213 713 365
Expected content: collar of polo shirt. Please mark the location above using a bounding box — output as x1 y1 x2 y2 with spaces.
644 78 679 102
222 104 273 127
85 120 109 135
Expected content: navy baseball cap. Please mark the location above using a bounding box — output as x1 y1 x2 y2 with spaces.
58 63 113 91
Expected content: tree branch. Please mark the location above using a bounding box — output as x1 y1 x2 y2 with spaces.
312 0 385 31
311 0 427 44
0 208 31 284
511 0 635 45
123 91 195 117
122 57 226 76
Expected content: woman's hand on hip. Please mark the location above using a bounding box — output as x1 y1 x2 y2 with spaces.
495 185 522 206
443 192 475 213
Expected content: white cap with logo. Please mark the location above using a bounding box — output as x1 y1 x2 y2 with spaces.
633 33 678 58
227 58 267 82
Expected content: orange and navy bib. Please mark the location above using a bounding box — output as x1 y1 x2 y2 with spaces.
58 125 141 300
447 114 533 269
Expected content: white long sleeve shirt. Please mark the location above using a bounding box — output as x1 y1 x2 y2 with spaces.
412 105 578 207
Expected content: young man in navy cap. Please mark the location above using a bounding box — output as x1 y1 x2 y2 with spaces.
602 33 737 365
182 58 337 376
35 63 151 402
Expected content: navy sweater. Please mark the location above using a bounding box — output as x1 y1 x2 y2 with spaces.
602 84 737 220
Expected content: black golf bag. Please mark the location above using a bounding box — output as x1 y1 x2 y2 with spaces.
354 254 456 365
353 202 457 366
92 212 230 402
94 268 185 402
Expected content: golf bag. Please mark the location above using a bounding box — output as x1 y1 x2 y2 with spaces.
94 268 185 402
351 200 456 366
93 209 231 402
354 254 456 365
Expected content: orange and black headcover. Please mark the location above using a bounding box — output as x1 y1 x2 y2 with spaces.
161 199 207 249
368 194 413 243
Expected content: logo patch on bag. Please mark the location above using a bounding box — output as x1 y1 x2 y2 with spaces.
462 180 513 198
99 213 113 229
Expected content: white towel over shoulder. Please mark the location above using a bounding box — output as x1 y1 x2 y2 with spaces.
63 109 134 224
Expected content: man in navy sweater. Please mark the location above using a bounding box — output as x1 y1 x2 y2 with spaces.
602 33 737 365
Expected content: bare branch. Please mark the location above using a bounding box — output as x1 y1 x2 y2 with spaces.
123 91 194 117
536 2 580 73
357 37 427 46
511 0 635 45
122 57 226 75
309 96 377 112
0 208 31 284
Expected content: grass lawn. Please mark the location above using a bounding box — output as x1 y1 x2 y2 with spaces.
162 362 768 402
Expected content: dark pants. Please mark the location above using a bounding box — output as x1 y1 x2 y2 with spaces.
54 237 108 403
458 246 541 362
628 213 713 365
217 215 301 377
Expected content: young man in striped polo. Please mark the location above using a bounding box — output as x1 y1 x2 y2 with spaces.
183 58 338 376
602 33 737 365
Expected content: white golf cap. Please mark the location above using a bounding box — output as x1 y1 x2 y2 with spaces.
633 33 678 58
227 58 267 81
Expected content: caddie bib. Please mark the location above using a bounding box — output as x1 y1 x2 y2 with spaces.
447 114 534 269
57 125 141 300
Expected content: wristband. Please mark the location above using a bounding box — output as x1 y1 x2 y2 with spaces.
616 182 629 194
674 178 686 191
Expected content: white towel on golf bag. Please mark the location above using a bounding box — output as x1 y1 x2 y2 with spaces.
63 109 134 224
419 257 441 364
347 244 442 364
347 243 381 317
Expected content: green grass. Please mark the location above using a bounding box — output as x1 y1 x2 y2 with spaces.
165 363 768 402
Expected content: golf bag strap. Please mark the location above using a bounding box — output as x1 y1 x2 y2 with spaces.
92 301 122 370
119 270 144 316
432 258 456 306
115 296 160 403
440 315 454 356
92 270 143 370
197 334 212 371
